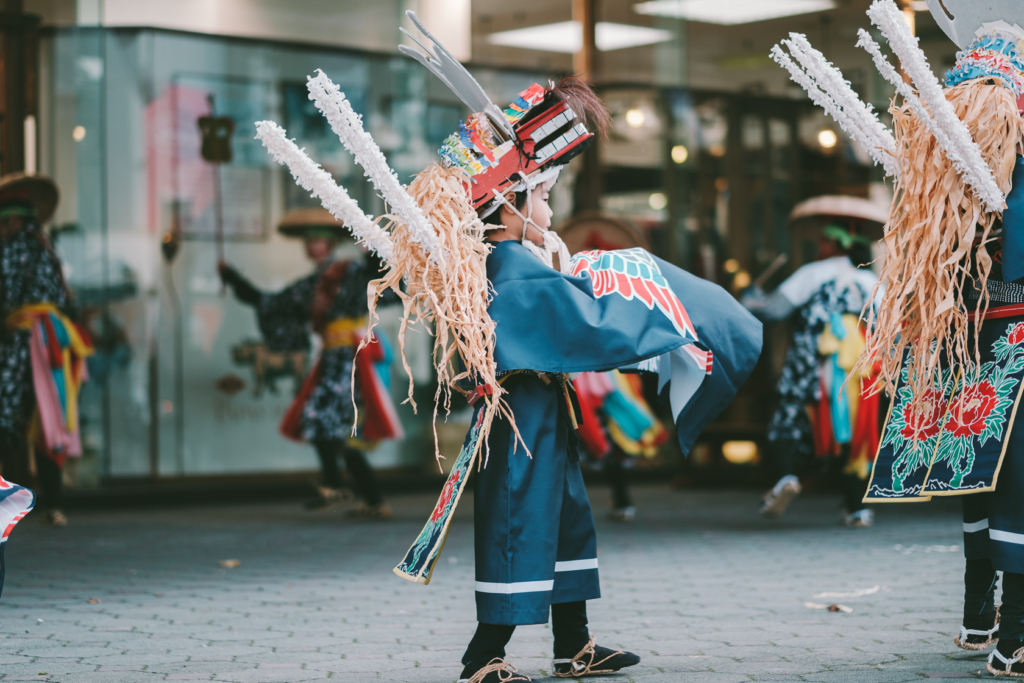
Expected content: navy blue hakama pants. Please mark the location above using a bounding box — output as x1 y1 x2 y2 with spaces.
474 374 601 625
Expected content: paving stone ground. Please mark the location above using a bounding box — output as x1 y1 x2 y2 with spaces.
0 484 995 682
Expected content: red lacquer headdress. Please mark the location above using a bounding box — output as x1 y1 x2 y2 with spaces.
400 11 603 218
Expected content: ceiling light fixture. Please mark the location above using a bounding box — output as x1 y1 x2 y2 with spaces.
634 0 835 25
487 21 674 53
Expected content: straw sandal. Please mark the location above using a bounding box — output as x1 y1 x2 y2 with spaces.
552 634 640 677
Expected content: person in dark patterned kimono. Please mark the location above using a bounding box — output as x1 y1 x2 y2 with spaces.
743 220 881 527
0 173 91 528
219 208 402 519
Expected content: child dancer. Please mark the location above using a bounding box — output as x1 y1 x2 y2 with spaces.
253 16 762 680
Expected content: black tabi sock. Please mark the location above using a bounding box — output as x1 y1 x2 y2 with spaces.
461 623 516 676
1001 572 1024 642
964 557 998 621
552 600 589 659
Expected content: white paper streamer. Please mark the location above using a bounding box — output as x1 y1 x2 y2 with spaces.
771 35 898 177
864 0 1005 212
306 70 445 262
254 120 394 261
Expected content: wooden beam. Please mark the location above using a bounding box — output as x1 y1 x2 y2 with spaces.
572 0 595 82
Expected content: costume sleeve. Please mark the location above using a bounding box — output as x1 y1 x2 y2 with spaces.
741 288 796 321
775 263 820 308
254 272 318 353
220 266 262 306
487 243 762 455
22 231 69 309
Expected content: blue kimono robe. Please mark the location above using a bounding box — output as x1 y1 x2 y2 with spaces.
958 158 1024 574
472 242 761 624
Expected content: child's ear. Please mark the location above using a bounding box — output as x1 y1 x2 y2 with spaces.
498 196 517 224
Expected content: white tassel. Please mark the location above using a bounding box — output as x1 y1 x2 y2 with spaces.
771 37 898 177
864 0 1005 212
255 120 394 261
305 70 445 263
780 34 899 177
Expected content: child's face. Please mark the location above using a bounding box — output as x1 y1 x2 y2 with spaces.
499 180 554 246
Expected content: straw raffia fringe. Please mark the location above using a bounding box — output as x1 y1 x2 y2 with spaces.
359 164 526 469
857 79 1023 399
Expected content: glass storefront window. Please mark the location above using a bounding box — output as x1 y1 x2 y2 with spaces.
41 26 543 485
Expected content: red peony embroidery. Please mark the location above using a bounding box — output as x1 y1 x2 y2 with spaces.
945 381 998 439
900 389 946 441
431 471 459 522
1009 323 1024 346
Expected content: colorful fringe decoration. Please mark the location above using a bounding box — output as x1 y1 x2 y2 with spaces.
6 304 93 464
812 314 880 478
575 371 668 460
946 28 1024 97
439 83 546 181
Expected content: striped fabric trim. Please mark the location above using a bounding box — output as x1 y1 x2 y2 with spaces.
474 558 599 593
990 529 1024 545
964 519 990 533
554 558 599 572
968 302 1024 322
0 489 34 543
475 580 554 594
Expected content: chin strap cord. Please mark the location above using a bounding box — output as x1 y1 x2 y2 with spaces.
490 173 572 273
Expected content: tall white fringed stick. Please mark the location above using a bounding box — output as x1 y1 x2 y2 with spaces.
781 34 899 177
306 70 445 263
864 0 1005 212
771 39 898 177
854 28 1001 214
255 120 395 261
